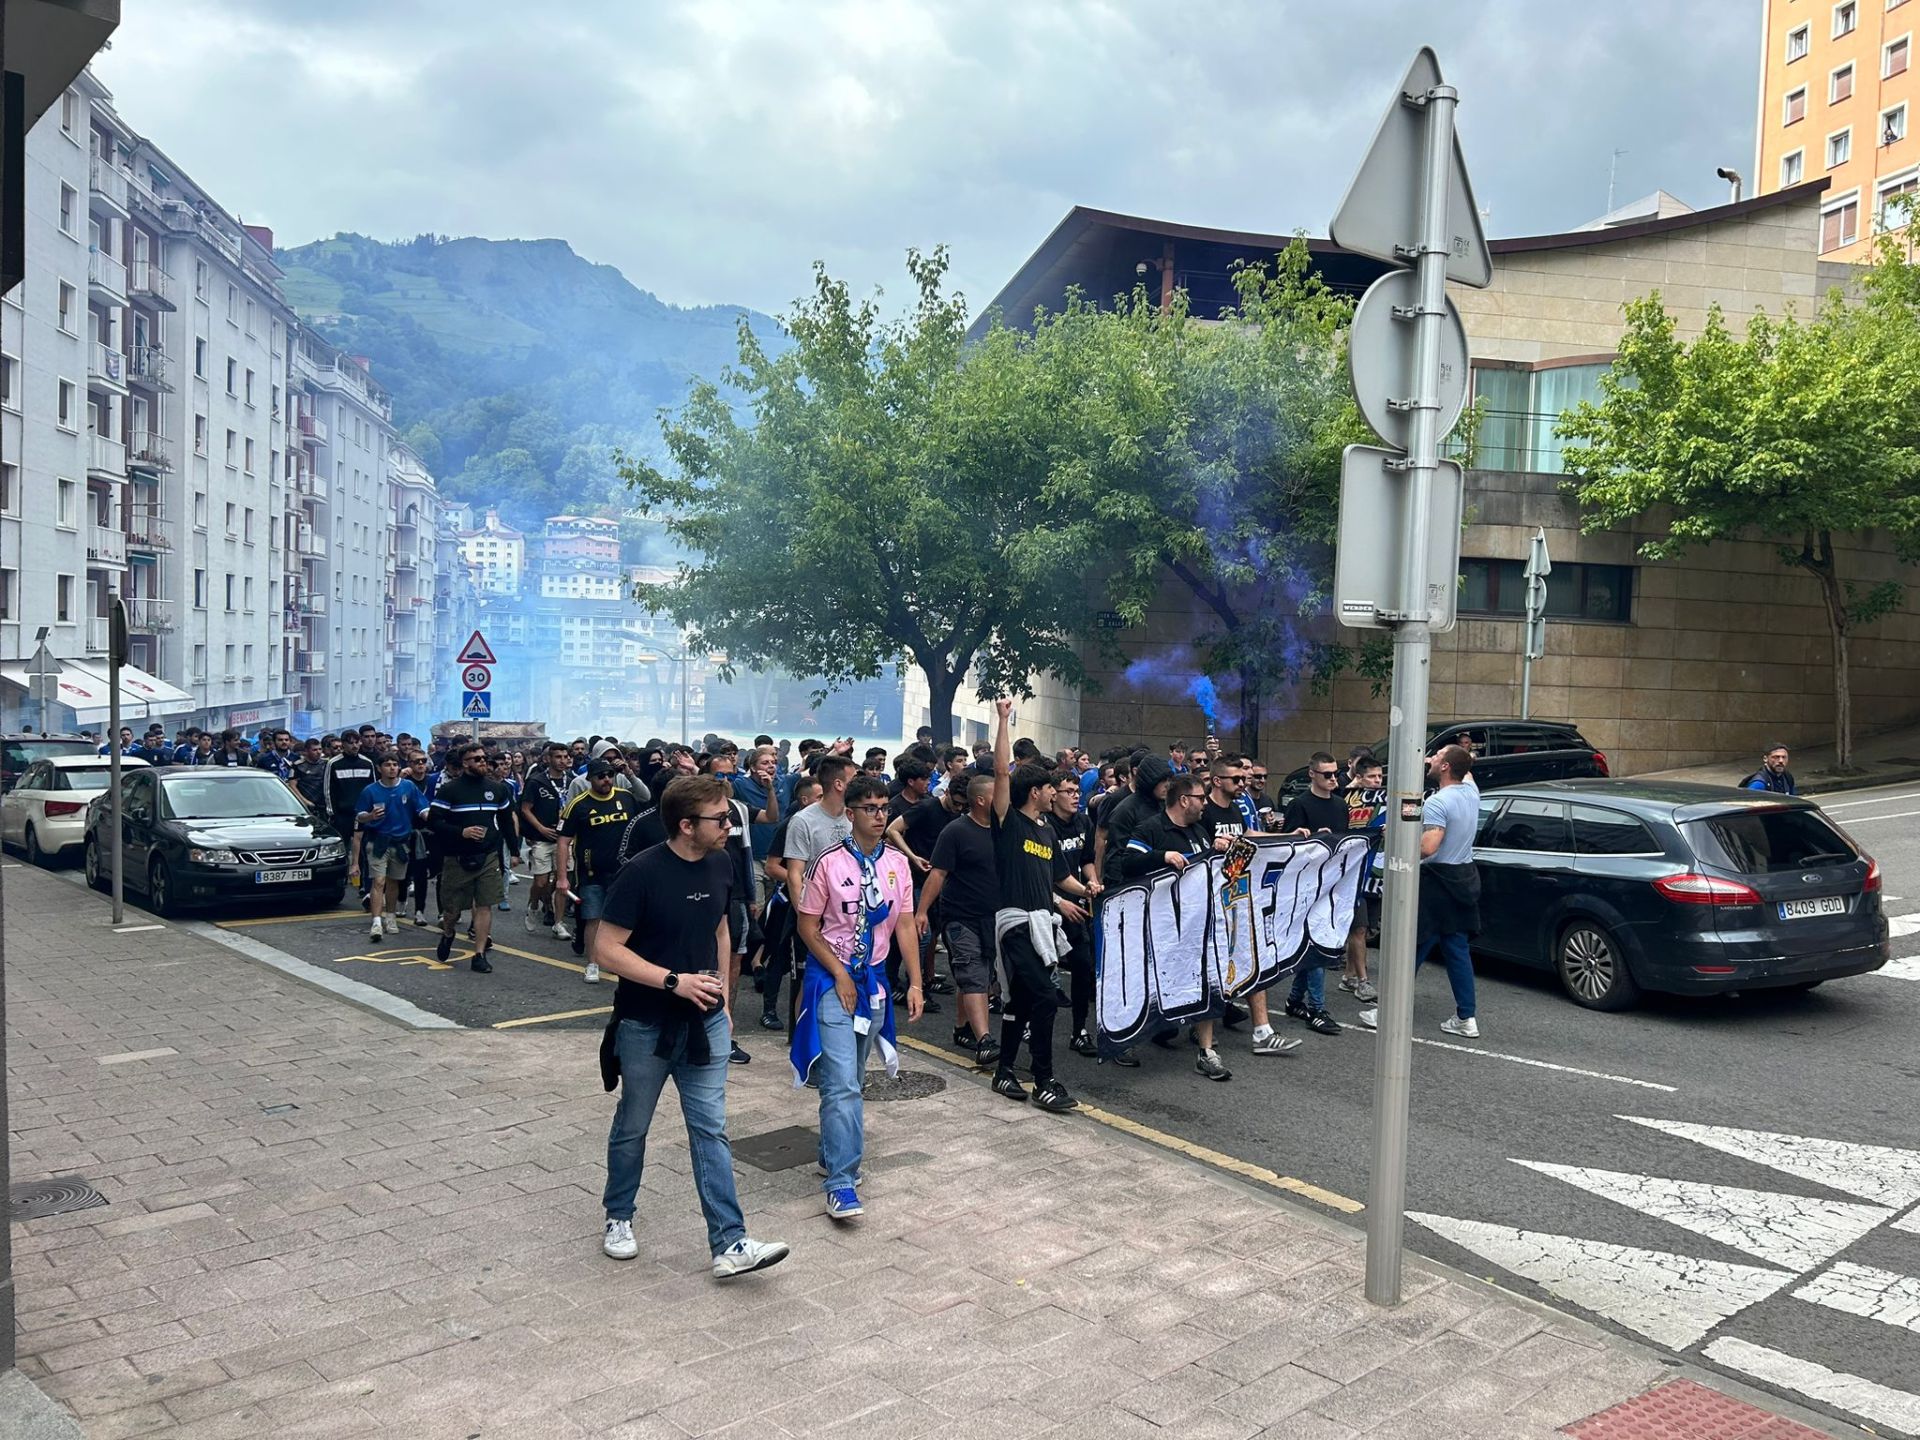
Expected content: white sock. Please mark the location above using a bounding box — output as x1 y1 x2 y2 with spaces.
1252 1024 1274 1041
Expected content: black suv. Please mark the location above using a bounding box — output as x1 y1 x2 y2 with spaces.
1278 721 1609 803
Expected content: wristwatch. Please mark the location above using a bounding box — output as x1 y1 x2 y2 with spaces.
663 972 679 992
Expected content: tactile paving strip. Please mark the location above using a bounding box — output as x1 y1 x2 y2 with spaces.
1564 1379 1832 1440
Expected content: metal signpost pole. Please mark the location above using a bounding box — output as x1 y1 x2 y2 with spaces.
108 596 126 924
1364 78 1458 1308
1521 527 1550 720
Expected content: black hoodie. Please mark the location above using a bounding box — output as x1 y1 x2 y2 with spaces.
1099 755 1174 887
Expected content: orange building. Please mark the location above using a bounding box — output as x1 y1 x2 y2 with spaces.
1755 0 1918 260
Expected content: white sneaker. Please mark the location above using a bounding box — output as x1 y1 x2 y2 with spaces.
523 907 539 935
603 1217 637 1261
1440 1015 1480 1039
552 921 573 941
583 961 601 984
369 919 383 941
1251 1030 1303 1056
382 915 398 936
412 910 428 927
712 1236 790 1279
1356 1008 1378 1030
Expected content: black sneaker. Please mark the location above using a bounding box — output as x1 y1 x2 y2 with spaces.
1105 1048 1141 1068
470 948 493 974
759 1011 783 1032
930 975 954 995
991 1071 1029 1103
920 996 942 1014
571 928 586 957
730 1041 751 1065
974 1038 1002 1068
987 994 1002 1017
1305 1009 1343 1036
436 931 455 964
360 892 372 912
1069 1030 1098 1057
1031 1078 1077 1112
951 1026 978 1052
1283 997 1310 1022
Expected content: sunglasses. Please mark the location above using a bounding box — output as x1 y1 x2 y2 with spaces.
696 813 734 827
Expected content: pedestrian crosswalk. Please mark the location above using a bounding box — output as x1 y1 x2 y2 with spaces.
1410 1117 1920 1436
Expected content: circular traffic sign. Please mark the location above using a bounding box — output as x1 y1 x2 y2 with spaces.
462 663 492 692
1347 268 1471 455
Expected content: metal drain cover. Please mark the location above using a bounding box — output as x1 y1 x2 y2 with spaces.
733 1125 820 1171
864 1069 946 1102
11 1178 107 1221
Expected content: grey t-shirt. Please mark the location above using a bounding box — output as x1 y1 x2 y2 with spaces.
784 800 852 880
1421 780 1481 865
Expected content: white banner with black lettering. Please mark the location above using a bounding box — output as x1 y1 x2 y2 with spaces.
1095 834 1371 1046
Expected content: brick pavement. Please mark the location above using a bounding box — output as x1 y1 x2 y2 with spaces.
0 862 1820 1439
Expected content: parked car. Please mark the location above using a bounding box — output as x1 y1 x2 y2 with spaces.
2 754 149 865
0 733 98 794
83 765 348 916
1278 721 1609 803
1464 779 1886 1010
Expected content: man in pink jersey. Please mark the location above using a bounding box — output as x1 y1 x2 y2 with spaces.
793 773 924 1221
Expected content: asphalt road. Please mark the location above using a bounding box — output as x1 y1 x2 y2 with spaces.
73 781 1920 1435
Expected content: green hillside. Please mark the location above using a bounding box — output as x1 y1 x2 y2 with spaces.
274 233 783 528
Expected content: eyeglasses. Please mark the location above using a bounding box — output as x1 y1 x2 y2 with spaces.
1313 769 1338 779
695 813 734 827
850 803 889 816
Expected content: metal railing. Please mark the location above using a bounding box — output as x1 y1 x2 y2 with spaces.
86 525 126 566
125 509 173 553
127 259 174 307
127 431 174 472
86 616 110 653
126 597 174 631
1443 408 1586 475
87 249 126 297
126 344 169 389
298 413 328 443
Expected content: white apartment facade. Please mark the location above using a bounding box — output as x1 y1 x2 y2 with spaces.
457 510 524 596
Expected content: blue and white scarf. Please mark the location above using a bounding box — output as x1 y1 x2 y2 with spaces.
789 837 900 1086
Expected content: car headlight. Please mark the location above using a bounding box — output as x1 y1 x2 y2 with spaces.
188 847 240 865
313 840 345 861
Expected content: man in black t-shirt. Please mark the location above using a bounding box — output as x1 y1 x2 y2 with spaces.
1123 775 1233 1082
558 761 640 985
1048 781 1100 1056
592 774 790 1280
521 741 576 942
755 775 818 1031
1279 751 1348 1036
916 775 1000 1063
1198 754 1298 1058
987 700 1076 1113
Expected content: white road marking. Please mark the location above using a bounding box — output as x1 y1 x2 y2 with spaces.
1795 1260 1920 1333
1879 957 1920 980
1894 1207 1920 1235
1513 1161 1891 1272
111 923 165 934
1621 1116 1920 1208
1407 1212 1791 1349
1887 913 1920 939
1406 1035 1676 1091
96 1047 177 1065
1703 1337 1920 1435
1822 790 1920 809
1839 808 1920 825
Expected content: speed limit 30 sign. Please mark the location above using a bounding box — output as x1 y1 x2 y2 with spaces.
462 663 492 692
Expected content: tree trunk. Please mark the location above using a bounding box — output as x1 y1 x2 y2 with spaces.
1801 533 1854 771
1237 666 1263 758
923 664 962 747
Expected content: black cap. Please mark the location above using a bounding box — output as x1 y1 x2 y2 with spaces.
586 759 617 779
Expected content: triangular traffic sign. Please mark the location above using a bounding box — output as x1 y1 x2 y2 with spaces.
455 630 496 665
1329 47 1492 288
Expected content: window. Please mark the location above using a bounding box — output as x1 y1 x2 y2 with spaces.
1822 196 1861 251
223 644 235 678
1785 86 1809 125
1467 362 1615 474
225 428 236 466
57 478 76 528
1833 62 1855 101
243 506 254 542
1689 808 1858 874
1483 798 1572 854
195 337 207 377
0 569 13 620
225 283 237 323
192 644 206 681
245 299 255 336
1835 1 1859 36
1878 169 1920 226
1460 558 1634 623
0 462 14 512
60 91 78 136
224 574 235 609
57 281 75 333
59 184 76 236
193 569 207 608
243 577 254 610
1885 103 1910 144
225 357 236 395
55 575 74 623
1888 34 1911 76
57 380 76 430
0 354 16 411
194 261 207 299
1571 805 1661 857
1788 24 1811 60
224 501 236 534
245 368 255 406
244 438 255 474
1829 127 1853 167
193 414 207 454
193 491 207 529
1781 148 1807 186
243 644 254 676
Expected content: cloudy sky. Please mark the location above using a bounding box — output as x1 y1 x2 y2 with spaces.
94 1 1760 319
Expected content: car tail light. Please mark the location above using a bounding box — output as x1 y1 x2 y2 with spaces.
1653 873 1763 906
1865 857 1882 894
1591 751 1610 776
42 800 85 817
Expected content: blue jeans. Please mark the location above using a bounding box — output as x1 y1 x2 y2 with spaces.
1417 932 1476 1020
602 1010 745 1255
815 982 874 1192
1287 956 1326 1011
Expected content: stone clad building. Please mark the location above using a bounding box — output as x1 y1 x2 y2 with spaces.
910 180 1920 774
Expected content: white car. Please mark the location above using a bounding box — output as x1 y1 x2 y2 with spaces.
1 754 149 866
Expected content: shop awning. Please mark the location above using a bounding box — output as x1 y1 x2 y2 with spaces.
0 656 193 727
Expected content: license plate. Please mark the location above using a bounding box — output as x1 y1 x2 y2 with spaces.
255 868 312 884
1779 896 1846 920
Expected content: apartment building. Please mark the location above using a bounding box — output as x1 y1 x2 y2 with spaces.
456 509 524 595
1756 0 1917 259
388 441 441 734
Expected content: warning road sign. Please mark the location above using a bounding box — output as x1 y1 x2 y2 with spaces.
462 691 492 719
455 630 496 665
461 663 492 692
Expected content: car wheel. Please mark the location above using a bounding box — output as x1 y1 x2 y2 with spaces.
85 838 107 893
1555 919 1640 1011
147 857 180 918
23 825 46 868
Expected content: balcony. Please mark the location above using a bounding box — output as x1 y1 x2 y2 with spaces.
294 651 326 675
298 471 328 502
127 431 174 473
301 593 328 616
296 528 324 558
126 598 175 632
127 260 176 310
86 616 109 654
87 249 127 302
125 510 174 554
88 430 126 477
87 524 127 567
126 344 171 391
89 156 129 216
88 340 126 391
283 609 303 636
298 413 329 444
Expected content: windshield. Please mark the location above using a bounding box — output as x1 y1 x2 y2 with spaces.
3 740 94 776
55 766 118 793
1687 808 1858 874
161 774 309 820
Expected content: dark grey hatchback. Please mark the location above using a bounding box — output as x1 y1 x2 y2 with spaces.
1469 779 1888 1010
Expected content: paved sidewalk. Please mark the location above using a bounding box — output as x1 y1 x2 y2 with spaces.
0 863 1831 1439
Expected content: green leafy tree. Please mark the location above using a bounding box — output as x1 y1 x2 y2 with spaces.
1559 277 1920 770
622 249 1111 742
